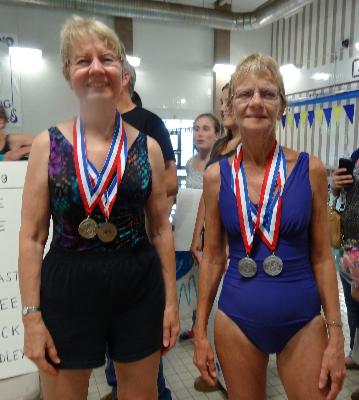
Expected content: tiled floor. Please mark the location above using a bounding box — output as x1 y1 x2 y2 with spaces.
87 278 359 400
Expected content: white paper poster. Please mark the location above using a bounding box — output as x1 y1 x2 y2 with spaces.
0 34 22 127
0 162 37 379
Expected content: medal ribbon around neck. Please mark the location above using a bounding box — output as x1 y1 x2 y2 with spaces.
73 112 124 214
231 141 286 254
87 124 128 218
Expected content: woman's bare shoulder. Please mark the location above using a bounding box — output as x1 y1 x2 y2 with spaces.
203 161 220 186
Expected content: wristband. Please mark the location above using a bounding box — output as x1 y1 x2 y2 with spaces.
22 306 41 316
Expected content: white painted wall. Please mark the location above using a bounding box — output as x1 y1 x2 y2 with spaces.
133 20 213 119
230 25 272 66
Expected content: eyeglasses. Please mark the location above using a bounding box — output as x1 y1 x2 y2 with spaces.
232 89 279 104
69 56 121 69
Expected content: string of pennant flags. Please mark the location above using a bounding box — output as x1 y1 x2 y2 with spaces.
280 104 355 129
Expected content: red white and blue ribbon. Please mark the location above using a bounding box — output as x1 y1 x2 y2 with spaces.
73 112 126 215
231 141 286 254
87 129 128 218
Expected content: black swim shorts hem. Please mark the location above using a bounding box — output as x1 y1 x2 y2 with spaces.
55 358 105 370
109 344 162 363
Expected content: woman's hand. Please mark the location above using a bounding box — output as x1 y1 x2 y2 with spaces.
193 329 217 387
162 303 180 355
332 168 353 192
190 233 203 266
318 331 346 400
23 313 60 375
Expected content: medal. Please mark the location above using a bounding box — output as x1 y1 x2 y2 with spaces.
78 216 98 239
97 221 118 243
238 256 257 278
232 141 287 277
73 112 127 241
263 254 283 276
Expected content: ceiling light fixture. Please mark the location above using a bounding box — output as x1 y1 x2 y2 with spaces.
9 46 43 72
213 63 236 75
127 55 141 67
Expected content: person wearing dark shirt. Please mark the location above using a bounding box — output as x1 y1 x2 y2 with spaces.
101 59 177 400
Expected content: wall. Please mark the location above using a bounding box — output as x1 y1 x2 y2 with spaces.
133 20 213 119
230 25 272 65
271 0 359 167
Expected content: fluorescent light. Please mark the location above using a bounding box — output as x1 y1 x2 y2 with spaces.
180 98 186 105
279 64 300 89
9 46 43 72
312 72 331 81
213 63 236 75
279 64 299 75
126 55 141 67
355 42 359 51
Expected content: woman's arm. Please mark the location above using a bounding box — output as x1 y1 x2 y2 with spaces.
309 156 345 398
164 160 178 197
8 133 34 149
145 136 179 354
190 194 205 265
4 146 32 160
19 130 60 375
193 163 227 385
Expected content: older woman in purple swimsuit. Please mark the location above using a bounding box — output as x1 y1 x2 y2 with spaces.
193 53 345 400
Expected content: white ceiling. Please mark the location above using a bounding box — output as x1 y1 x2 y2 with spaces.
153 0 269 13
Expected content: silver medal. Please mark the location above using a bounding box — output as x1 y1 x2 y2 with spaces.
238 257 257 278
263 254 283 276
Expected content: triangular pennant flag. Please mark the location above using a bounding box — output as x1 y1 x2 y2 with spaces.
323 107 332 126
333 105 343 125
287 113 294 128
308 110 314 127
315 109 323 126
294 112 300 128
300 111 308 126
343 104 355 124
281 115 286 128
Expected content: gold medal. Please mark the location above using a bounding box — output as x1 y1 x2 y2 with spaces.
78 216 98 239
97 221 117 243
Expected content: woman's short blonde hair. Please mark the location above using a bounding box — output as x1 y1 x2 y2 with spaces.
231 53 287 106
60 16 126 80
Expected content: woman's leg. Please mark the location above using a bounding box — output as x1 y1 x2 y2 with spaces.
114 350 161 400
277 315 329 400
214 310 269 400
40 369 92 400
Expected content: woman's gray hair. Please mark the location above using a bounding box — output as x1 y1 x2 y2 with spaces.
122 58 136 96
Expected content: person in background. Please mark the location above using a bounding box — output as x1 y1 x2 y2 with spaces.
185 113 220 189
19 16 178 399
194 53 345 399
180 112 220 339
0 105 34 160
177 113 220 392
119 60 177 197
187 83 241 393
332 150 359 378
190 82 241 266
101 59 178 400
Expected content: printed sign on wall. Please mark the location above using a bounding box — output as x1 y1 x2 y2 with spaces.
0 162 37 379
0 34 21 127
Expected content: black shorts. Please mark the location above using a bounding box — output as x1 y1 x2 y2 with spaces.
40 243 165 369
